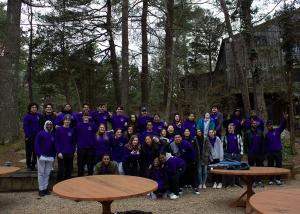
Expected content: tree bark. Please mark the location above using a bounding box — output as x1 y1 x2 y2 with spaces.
141 0 149 107
240 0 268 120
121 0 129 111
27 1 34 103
219 0 251 116
107 0 121 105
0 0 22 143
164 0 175 119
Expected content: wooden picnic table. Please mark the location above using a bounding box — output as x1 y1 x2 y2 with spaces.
249 189 300 214
0 166 20 176
53 175 158 214
210 167 290 214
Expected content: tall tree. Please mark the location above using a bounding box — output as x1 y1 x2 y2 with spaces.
141 0 149 107
0 0 22 143
27 0 34 103
121 0 129 111
219 0 251 116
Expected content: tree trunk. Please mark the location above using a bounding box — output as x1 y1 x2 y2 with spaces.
121 0 129 111
27 1 34 103
219 0 251 116
0 0 22 143
141 0 149 107
240 0 268 120
164 0 175 120
107 0 121 105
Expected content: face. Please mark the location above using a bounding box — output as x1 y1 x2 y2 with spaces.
83 105 89 113
267 124 273 131
132 137 139 146
235 111 240 117
45 105 53 114
174 135 182 144
98 105 106 112
63 118 71 126
46 123 53 131
145 136 152 145
167 125 174 133
98 124 106 133
115 129 122 138
127 126 133 134
184 129 190 137
116 107 123 115
174 114 180 122
204 112 210 119
153 158 160 167
64 104 71 111
102 155 110 165
196 129 202 137
130 114 136 122
251 120 257 128
153 115 160 122
83 116 89 123
30 105 38 113
161 129 167 137
228 125 235 133
141 110 147 116
188 113 195 121
146 122 153 130
159 154 166 163
212 107 218 113
251 111 257 118
208 130 215 138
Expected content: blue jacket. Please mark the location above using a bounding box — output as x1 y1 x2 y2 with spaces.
196 118 215 136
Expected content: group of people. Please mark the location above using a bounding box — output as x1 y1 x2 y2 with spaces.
23 102 288 199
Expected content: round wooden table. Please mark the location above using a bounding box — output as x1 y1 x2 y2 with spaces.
53 175 158 214
210 167 290 214
249 189 300 214
0 166 20 176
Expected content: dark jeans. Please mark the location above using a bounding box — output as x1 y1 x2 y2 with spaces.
57 154 74 183
267 151 282 180
211 159 222 183
181 162 197 189
25 139 37 169
248 154 264 183
169 166 185 196
77 148 94 176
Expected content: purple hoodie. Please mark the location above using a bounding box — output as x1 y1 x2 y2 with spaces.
182 120 196 138
23 112 42 139
163 156 186 175
111 114 129 131
111 136 127 162
225 133 240 154
265 120 286 152
137 115 153 132
35 121 56 158
91 111 110 129
94 133 112 158
75 122 97 149
55 126 76 155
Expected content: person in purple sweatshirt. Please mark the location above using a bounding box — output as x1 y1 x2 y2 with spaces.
140 136 159 177
91 103 110 130
55 114 76 182
229 108 244 135
128 114 138 133
140 121 158 144
159 152 186 200
265 113 288 185
172 113 183 135
153 114 167 134
40 103 57 128
137 107 153 133
244 110 264 132
94 124 112 164
23 102 42 171
75 103 93 124
223 123 243 188
244 119 265 187
55 104 76 128
111 106 129 132
211 105 223 137
35 120 56 196
122 135 142 176
75 115 97 176
169 134 199 194
166 125 176 142
111 128 127 174
182 113 197 138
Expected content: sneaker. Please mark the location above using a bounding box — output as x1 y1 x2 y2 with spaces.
43 189 51 195
217 183 222 189
149 192 157 200
193 189 200 195
198 184 202 189
162 193 168 199
202 184 207 189
169 193 179 200
38 191 45 197
258 181 264 188
268 181 274 185
213 182 217 189
275 180 282 185
178 191 183 195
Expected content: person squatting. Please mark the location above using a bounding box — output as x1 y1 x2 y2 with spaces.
24 102 288 198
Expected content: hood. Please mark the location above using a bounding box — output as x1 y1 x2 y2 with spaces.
44 120 53 133
165 152 173 161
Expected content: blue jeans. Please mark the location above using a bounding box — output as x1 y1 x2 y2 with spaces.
197 164 208 186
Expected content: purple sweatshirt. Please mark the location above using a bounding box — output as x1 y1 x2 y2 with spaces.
75 122 96 149
111 136 127 162
55 112 76 127
225 133 240 154
139 130 158 144
137 115 153 132
153 121 165 134
182 120 196 138
55 126 76 155
94 134 112 158
91 111 110 129
265 120 286 152
35 130 56 158
245 116 265 132
23 113 42 140
111 114 129 131
164 156 186 175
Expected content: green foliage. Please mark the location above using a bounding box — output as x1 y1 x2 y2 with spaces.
282 142 294 160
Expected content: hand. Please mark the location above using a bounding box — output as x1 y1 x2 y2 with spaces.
108 112 112 117
58 153 63 159
124 122 128 127
55 125 60 129
240 120 244 125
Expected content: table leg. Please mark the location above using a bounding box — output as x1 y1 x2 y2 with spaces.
99 200 113 214
230 176 255 214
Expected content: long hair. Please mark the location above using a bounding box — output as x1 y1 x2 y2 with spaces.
125 135 141 151
27 102 38 113
96 123 109 141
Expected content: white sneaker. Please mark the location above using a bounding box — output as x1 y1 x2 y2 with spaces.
203 184 207 189
169 193 179 200
275 179 282 185
217 183 222 189
198 184 202 189
213 182 217 189
149 192 157 200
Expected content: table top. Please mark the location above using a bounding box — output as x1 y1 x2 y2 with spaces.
53 175 158 202
0 166 20 176
249 189 300 214
210 167 290 176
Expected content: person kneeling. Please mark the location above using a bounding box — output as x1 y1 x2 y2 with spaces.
94 154 118 175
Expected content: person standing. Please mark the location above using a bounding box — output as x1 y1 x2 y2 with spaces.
172 113 183 135
92 104 110 130
40 103 57 127
111 106 129 132
23 103 42 171
35 120 56 196
182 113 197 138
265 113 288 185
244 110 265 132
111 128 127 174
94 124 112 164
210 105 223 137
137 107 153 133
196 112 215 137
230 108 244 135
55 114 76 182
55 104 76 128
122 135 142 176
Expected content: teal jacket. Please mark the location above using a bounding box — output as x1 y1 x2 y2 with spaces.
196 118 215 136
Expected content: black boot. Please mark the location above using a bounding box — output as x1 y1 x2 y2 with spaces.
38 191 45 197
